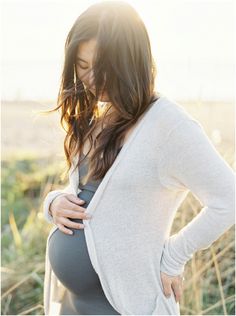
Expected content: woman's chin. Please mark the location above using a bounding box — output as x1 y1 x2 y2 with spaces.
89 90 109 102
97 93 110 102
98 96 110 102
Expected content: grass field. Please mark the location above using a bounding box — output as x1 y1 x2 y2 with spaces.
1 99 235 315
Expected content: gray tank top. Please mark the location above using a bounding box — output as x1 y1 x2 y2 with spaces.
48 148 122 315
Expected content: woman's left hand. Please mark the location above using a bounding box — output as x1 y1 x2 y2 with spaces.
160 271 184 303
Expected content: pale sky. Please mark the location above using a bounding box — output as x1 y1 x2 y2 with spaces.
1 0 235 101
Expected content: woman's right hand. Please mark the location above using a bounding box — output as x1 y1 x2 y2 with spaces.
49 194 92 235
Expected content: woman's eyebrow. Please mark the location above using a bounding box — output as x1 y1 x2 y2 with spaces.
76 56 88 64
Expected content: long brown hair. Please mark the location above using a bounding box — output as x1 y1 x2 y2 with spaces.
51 0 160 183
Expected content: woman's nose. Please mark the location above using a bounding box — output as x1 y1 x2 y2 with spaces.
87 69 95 88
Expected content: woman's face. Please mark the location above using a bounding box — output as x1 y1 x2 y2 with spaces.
76 38 109 102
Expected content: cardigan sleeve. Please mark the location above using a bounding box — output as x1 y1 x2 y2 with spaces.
159 118 235 276
43 155 79 224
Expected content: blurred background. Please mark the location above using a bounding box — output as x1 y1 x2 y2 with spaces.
1 0 235 315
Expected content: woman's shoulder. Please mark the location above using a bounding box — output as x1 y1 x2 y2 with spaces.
151 94 201 132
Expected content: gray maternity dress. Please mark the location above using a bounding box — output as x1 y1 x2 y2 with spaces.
48 148 122 315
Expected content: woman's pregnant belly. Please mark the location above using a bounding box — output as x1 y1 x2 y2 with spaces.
48 189 100 298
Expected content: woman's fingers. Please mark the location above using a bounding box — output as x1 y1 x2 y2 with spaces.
60 217 85 230
161 274 172 297
64 199 87 213
56 217 86 235
58 207 88 219
50 193 92 234
66 194 85 206
57 223 74 235
160 271 184 303
171 281 183 303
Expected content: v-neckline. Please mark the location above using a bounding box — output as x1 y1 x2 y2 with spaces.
72 95 164 191
82 97 162 158
71 95 164 173
81 145 123 160
75 95 165 274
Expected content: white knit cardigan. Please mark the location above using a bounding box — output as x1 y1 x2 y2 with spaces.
43 95 235 315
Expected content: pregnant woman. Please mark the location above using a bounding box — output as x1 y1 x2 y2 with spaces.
43 1 235 315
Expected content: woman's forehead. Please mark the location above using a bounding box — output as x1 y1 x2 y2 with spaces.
77 38 97 62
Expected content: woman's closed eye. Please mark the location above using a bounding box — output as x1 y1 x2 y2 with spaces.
78 64 89 70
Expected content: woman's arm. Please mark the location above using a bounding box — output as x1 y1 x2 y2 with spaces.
158 118 235 276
